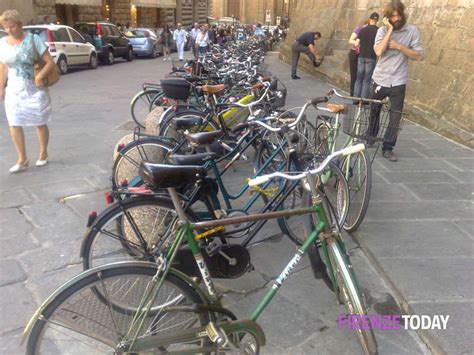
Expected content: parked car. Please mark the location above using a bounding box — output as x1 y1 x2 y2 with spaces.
0 29 6 38
124 28 161 58
23 24 98 74
74 22 133 65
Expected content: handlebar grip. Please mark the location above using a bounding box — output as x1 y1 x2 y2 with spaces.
231 122 249 133
248 175 270 187
342 143 366 156
311 96 329 105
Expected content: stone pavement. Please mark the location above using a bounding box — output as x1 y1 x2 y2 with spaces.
0 51 471 354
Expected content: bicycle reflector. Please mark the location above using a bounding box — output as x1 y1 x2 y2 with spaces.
87 211 97 227
121 179 128 187
103 192 114 204
117 143 125 152
162 97 169 105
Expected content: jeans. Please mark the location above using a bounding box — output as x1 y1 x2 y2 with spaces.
354 57 376 99
198 46 207 55
291 41 315 77
368 82 406 151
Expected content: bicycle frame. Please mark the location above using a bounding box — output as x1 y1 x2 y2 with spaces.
122 178 340 352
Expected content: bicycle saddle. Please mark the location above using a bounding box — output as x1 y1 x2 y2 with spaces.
185 130 224 145
171 116 203 130
202 84 225 94
139 163 207 189
167 152 218 166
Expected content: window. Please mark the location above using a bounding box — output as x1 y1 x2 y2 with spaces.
24 28 48 42
53 28 71 42
69 28 84 43
99 24 112 37
109 25 121 36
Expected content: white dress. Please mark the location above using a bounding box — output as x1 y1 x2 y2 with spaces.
0 33 52 126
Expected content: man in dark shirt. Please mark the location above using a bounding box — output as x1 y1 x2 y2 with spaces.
353 12 379 99
290 31 322 79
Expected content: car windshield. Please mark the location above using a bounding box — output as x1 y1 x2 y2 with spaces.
23 28 48 42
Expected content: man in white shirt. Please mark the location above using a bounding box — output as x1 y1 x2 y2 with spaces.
190 22 200 59
173 23 188 61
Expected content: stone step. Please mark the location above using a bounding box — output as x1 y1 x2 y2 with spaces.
325 39 348 51
321 55 346 71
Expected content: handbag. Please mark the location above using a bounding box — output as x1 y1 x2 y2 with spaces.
31 34 60 87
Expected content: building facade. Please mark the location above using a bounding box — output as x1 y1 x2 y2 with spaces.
279 0 473 147
1 0 210 28
212 0 288 25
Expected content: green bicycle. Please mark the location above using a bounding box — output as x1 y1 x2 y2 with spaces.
23 144 377 354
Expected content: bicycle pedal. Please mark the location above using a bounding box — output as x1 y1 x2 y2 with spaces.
205 241 221 257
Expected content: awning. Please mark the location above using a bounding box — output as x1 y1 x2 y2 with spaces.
130 0 176 8
55 0 102 5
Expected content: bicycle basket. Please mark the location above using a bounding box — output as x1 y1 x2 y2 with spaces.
343 104 405 142
160 78 191 100
269 78 287 108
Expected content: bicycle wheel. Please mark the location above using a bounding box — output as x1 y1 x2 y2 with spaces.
112 138 174 189
82 195 197 270
26 263 211 354
216 330 260 354
340 149 372 232
327 239 378 354
131 89 164 129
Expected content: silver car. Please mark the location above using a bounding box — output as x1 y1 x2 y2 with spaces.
125 28 161 58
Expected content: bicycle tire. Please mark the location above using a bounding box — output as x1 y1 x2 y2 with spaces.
327 240 378 354
26 263 211 354
112 138 174 190
81 195 197 271
340 149 372 232
131 89 163 129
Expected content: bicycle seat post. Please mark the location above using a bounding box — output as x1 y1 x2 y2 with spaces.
167 187 189 224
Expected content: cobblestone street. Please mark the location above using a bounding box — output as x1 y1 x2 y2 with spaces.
0 51 472 354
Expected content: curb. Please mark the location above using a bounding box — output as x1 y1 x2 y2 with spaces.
351 230 447 355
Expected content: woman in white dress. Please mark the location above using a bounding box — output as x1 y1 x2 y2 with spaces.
0 10 55 173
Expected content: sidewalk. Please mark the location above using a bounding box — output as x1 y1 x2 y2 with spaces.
272 51 473 353
0 51 471 354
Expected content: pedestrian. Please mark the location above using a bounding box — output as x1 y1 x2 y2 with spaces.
290 31 322 79
161 24 172 61
254 23 264 37
0 10 55 173
195 24 209 56
347 21 365 96
368 0 424 162
189 22 200 59
353 12 379 99
173 23 188 61
209 24 217 45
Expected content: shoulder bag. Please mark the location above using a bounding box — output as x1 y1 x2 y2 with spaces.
31 34 60 87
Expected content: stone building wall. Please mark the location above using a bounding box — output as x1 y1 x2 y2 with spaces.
77 6 103 22
111 0 131 25
32 0 57 22
280 0 473 147
137 7 158 27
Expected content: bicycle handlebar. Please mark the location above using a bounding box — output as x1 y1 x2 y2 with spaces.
248 143 366 187
328 88 387 105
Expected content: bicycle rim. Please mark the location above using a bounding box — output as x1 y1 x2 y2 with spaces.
113 140 172 188
341 150 372 232
328 241 378 355
131 89 162 129
26 264 210 354
82 197 185 270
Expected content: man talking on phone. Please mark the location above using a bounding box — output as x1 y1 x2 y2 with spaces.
369 0 424 162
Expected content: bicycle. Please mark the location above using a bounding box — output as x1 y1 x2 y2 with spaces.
23 144 377 355
314 89 401 232
82 98 349 272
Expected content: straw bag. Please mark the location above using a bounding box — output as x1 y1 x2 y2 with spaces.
32 35 60 87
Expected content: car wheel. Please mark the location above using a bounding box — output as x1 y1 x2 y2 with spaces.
125 47 133 61
105 49 114 65
89 53 98 69
57 56 68 75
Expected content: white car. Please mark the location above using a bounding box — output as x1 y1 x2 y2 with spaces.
23 24 98 74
